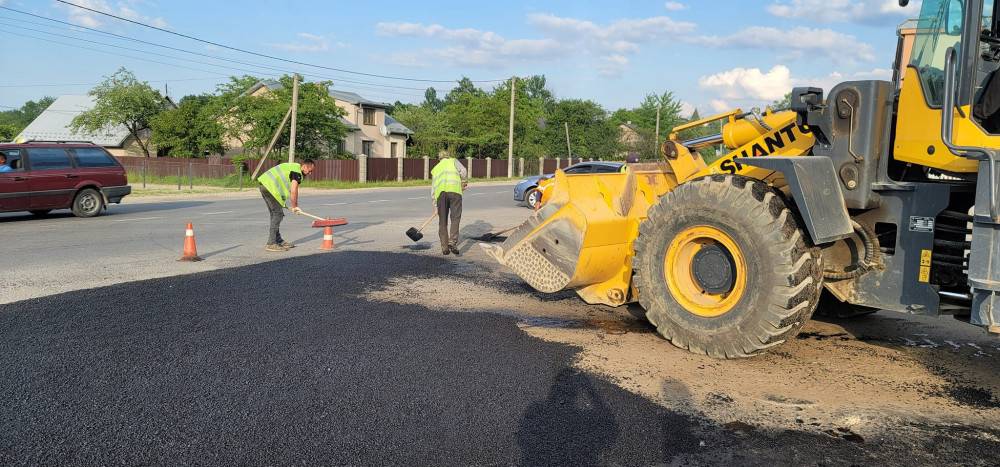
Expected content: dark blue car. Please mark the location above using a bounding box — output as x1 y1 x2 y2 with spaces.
513 161 624 208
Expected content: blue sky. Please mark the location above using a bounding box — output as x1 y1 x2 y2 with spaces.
0 0 922 116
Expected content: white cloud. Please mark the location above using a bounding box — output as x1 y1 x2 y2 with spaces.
767 0 920 24
664 1 687 11
699 65 794 101
267 33 343 53
377 13 694 74
710 99 731 112
59 0 168 29
679 100 696 117
690 26 875 63
699 65 895 108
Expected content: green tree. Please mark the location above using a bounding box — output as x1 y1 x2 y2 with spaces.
0 123 18 141
610 91 685 159
228 75 348 159
770 92 792 111
0 96 56 139
393 105 452 156
150 94 225 157
71 68 166 157
544 99 619 159
422 87 443 111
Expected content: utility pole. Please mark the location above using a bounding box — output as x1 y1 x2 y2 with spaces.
288 74 300 163
655 104 661 158
564 122 572 159
507 76 516 178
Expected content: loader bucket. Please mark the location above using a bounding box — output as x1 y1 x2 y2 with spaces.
482 165 676 306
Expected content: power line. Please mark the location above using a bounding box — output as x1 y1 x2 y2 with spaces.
53 0 505 84
0 10 447 93
0 77 222 88
0 29 427 99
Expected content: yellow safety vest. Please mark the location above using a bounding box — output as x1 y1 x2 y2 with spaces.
258 162 301 208
431 158 463 201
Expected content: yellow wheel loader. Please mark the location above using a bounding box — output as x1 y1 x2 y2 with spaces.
485 0 1000 358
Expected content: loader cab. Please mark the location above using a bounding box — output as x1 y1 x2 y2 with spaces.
892 0 1000 173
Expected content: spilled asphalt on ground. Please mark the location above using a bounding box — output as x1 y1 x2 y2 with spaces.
2 251 999 465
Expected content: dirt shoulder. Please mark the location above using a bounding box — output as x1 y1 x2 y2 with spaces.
365 258 1000 456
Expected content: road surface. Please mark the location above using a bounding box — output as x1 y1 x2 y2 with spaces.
0 183 525 304
2 183 1000 465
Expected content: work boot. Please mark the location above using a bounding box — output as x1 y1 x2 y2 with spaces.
279 241 295 248
442 247 451 255
265 243 288 252
449 245 461 256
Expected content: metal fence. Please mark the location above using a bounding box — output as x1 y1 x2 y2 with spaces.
113 156 598 184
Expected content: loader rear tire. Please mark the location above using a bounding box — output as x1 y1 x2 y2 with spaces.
632 175 823 358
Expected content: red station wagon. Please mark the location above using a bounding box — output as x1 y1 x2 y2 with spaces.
0 142 131 218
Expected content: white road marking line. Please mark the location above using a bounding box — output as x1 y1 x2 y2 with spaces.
112 217 162 222
203 211 233 215
469 193 487 196
407 197 423 200
492 191 508 194
368 199 390 203
323 202 349 206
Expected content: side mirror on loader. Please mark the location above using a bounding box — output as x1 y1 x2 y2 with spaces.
899 0 908 6
791 87 831 145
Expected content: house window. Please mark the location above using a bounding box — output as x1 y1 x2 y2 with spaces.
337 139 346 154
391 142 398 157
363 108 376 126
362 141 374 156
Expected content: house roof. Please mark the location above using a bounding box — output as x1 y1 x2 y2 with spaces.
243 79 284 97
340 117 360 131
15 95 132 146
385 115 413 135
328 89 389 108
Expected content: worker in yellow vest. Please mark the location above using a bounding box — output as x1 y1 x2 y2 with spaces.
431 153 468 255
258 160 315 252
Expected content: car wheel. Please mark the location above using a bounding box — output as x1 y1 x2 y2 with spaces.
29 210 52 217
525 188 541 209
71 188 104 218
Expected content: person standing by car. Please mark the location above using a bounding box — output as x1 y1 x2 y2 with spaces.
258 160 315 252
431 151 467 256
0 153 12 173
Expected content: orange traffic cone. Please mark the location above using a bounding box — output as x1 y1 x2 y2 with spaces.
178 222 203 261
319 225 335 251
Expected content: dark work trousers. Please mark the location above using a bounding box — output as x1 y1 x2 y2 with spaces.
260 186 285 245
436 191 463 249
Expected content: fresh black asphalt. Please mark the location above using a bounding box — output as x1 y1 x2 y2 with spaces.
1 251 997 465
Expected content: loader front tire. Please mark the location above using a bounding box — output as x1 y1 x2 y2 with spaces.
632 175 823 358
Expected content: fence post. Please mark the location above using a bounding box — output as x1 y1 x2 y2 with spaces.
177 166 181 190
486 157 492 179
188 162 193 189
518 158 524 177
465 157 472 180
538 157 544 175
397 156 403 182
423 156 429 180
358 155 367 183
142 157 147 188
238 164 244 191
555 157 561 171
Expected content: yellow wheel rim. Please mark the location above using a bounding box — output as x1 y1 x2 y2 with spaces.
664 225 747 318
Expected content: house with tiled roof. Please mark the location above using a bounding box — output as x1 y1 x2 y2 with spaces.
246 80 413 158
14 95 168 157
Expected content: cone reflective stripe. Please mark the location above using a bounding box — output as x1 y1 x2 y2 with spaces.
319 225 335 251
179 222 203 261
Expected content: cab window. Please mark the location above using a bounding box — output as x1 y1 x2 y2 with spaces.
909 0 966 106
27 148 74 170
